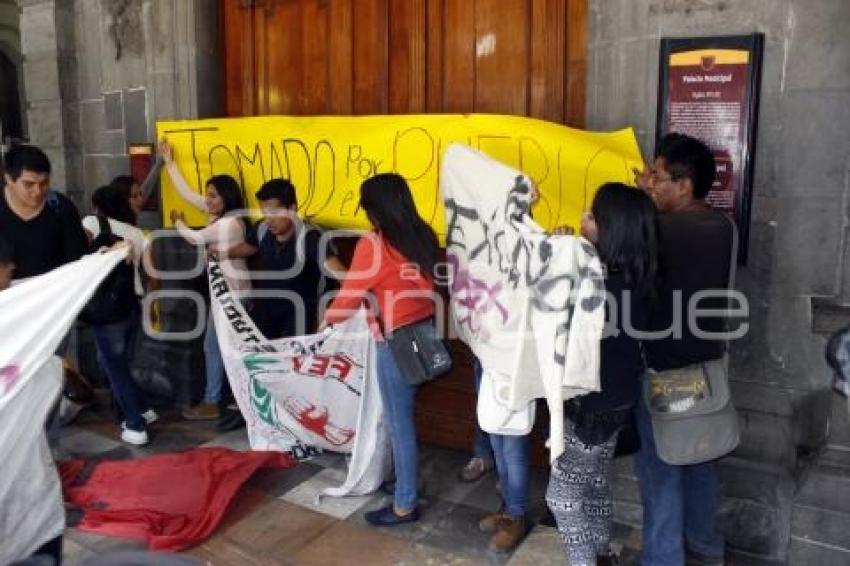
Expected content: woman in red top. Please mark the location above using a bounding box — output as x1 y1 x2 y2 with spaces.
324 173 439 526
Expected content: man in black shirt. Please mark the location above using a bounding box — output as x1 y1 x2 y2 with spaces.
0 145 88 279
635 133 733 566
0 145 88 565
243 178 345 339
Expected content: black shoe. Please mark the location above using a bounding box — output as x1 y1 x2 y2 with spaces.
364 505 420 526
216 409 246 432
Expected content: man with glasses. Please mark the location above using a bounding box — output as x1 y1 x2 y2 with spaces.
634 133 735 566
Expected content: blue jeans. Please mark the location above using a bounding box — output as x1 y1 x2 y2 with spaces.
472 363 494 461
376 341 419 511
203 314 224 404
474 359 529 518
93 315 148 431
635 379 724 565
474 422 493 460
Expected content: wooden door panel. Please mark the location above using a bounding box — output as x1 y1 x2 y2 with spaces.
262 1 300 114
388 0 427 113
473 0 529 115
440 0 476 113
352 0 388 114
328 0 355 114
299 1 331 115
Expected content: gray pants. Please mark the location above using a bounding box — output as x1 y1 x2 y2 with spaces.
546 418 619 566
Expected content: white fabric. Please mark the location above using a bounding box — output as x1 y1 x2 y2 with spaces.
82 215 148 296
0 357 64 564
440 144 606 461
0 250 127 563
477 368 536 436
207 258 387 496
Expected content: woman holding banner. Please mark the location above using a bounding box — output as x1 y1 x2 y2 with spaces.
160 139 252 421
545 182 658 566
323 173 439 526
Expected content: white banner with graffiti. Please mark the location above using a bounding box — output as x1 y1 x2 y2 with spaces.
208 259 388 497
441 144 606 461
1 250 128 563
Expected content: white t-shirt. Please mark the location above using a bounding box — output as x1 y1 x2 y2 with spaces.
82 215 147 296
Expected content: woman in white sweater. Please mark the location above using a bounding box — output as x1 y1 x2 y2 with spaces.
160 139 251 421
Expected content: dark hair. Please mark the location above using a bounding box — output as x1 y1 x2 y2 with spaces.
206 175 245 216
91 184 137 225
0 235 12 265
256 178 296 208
3 144 51 180
359 173 439 278
655 133 716 199
206 174 250 233
592 182 659 298
110 175 136 198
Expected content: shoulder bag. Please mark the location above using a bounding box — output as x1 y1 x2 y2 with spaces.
644 215 740 465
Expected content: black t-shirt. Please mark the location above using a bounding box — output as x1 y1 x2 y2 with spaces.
579 269 651 411
248 221 338 339
0 188 89 279
644 209 734 371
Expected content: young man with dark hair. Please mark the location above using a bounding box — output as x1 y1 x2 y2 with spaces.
635 132 734 566
245 178 345 339
0 146 88 565
0 145 88 279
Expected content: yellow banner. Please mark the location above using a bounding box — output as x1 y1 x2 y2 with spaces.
156 114 643 240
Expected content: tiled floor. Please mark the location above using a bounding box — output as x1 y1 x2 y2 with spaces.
58 403 643 566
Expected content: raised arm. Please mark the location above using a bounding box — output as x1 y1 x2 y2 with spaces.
159 139 208 212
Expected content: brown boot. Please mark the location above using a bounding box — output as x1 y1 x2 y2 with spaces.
488 516 526 554
182 402 220 421
478 512 509 533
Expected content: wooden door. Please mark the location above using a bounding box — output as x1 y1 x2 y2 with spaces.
223 0 587 456
224 0 586 124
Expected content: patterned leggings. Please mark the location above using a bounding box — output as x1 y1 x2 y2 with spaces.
545 418 619 566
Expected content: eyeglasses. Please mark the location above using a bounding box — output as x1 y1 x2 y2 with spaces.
649 171 675 184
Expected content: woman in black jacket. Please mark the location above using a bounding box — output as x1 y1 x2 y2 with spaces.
546 182 659 566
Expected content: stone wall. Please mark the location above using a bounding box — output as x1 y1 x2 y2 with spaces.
17 0 222 211
588 0 850 561
0 0 18 51
0 0 24 141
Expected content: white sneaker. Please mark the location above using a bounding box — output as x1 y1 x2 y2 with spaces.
121 425 149 446
142 409 158 425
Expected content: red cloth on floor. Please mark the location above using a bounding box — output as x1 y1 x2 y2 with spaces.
60 447 295 552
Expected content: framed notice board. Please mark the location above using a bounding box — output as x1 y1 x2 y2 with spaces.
656 34 764 263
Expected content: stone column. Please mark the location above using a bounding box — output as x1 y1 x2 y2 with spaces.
18 0 69 194
17 0 222 207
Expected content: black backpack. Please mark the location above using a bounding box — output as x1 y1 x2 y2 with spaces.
79 216 139 325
